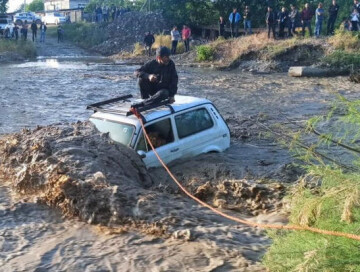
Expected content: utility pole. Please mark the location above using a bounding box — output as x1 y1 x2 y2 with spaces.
24 0 26 12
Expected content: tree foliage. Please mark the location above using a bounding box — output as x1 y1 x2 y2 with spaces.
25 0 44 12
0 0 8 13
84 0 357 28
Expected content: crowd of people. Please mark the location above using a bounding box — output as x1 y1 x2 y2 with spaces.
142 25 192 56
221 0 360 39
93 5 131 23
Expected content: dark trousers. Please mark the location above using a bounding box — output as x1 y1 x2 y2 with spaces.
279 22 285 37
184 39 190 52
351 21 359 31
32 30 36 42
171 40 178 55
302 20 312 36
327 17 336 35
138 78 169 106
230 23 239 37
267 23 276 38
145 44 152 56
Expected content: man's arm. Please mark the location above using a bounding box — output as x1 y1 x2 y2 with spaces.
134 61 153 79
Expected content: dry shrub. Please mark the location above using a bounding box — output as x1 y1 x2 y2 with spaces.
328 31 360 51
152 34 185 54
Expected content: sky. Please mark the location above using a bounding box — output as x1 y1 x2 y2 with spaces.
8 0 34 12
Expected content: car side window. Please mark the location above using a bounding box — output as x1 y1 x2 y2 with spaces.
175 108 213 139
136 118 174 152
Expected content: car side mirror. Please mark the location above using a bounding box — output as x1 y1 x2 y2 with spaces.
137 150 146 159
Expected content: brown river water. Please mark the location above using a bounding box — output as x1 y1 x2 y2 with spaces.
0 39 359 271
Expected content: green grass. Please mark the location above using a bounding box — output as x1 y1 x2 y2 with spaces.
47 22 108 49
322 51 360 69
0 39 36 58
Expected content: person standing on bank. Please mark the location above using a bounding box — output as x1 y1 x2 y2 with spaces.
229 8 241 37
39 22 47 43
13 24 19 40
144 32 155 57
219 16 226 37
170 26 181 55
289 4 300 36
243 6 252 35
327 0 339 35
266 6 277 39
182 25 191 52
31 20 37 42
133 46 178 108
315 3 324 38
301 3 313 37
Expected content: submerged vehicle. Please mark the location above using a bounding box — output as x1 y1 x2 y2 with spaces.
87 95 230 168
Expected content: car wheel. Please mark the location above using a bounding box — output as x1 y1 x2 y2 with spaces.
15 20 22 26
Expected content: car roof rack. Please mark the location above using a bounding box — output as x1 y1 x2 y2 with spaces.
86 94 175 117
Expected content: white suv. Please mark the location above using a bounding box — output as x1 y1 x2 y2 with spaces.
42 12 66 25
14 12 42 25
87 95 230 168
0 17 14 36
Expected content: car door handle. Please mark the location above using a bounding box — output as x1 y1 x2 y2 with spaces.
170 148 179 152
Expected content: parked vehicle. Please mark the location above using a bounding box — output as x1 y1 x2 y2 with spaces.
87 95 230 168
0 17 14 36
13 12 41 25
42 12 66 25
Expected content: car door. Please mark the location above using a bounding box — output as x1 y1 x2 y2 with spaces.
135 117 182 168
174 106 223 159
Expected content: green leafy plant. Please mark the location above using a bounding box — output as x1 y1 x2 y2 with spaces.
196 45 214 61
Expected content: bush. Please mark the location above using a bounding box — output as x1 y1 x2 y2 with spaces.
263 96 360 271
196 45 214 61
47 23 108 49
133 42 144 56
328 31 360 51
0 40 36 58
323 50 360 68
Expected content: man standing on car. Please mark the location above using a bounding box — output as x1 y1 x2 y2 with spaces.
327 0 339 35
31 20 37 42
133 46 178 108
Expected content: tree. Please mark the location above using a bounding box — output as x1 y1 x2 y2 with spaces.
0 0 8 13
26 0 45 12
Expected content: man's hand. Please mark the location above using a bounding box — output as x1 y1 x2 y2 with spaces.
148 74 157 82
168 97 175 104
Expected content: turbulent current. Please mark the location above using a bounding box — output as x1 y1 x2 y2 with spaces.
0 39 359 271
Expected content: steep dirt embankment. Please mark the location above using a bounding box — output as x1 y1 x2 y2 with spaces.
0 122 285 233
93 11 169 55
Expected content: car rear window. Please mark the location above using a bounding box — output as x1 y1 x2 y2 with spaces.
90 118 135 146
175 108 213 139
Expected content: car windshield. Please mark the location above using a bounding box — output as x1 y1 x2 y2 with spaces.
90 118 135 146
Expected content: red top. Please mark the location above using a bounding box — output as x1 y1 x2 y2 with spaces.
182 27 191 40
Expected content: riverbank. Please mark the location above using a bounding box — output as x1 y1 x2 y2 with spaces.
0 39 36 62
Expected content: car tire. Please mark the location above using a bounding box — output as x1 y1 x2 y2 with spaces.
15 19 22 26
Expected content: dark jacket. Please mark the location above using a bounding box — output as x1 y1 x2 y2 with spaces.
278 11 289 25
135 59 178 97
31 22 37 31
301 8 313 21
144 34 155 46
328 4 340 18
266 11 277 24
289 9 300 23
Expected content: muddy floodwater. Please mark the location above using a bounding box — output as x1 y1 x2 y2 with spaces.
1 42 360 271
